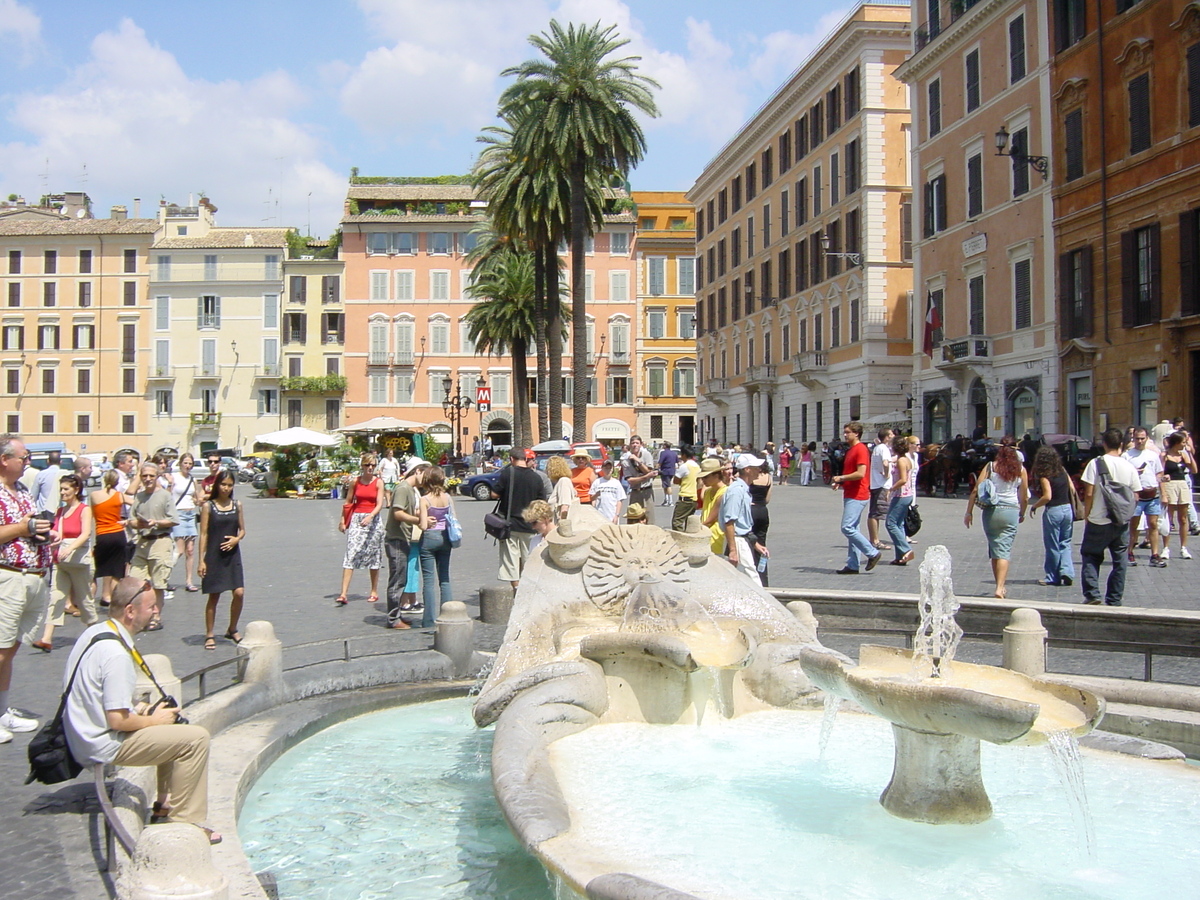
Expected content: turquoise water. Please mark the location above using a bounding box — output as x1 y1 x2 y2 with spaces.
238 698 552 900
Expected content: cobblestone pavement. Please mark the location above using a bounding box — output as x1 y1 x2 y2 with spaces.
3 482 1197 897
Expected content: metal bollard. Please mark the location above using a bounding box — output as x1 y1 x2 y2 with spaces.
478 583 515 626
434 601 475 676
1002 608 1047 677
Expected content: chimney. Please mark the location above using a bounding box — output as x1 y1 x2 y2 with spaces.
133 198 141 218
110 205 128 220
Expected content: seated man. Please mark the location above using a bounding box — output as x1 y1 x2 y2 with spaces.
63 577 218 842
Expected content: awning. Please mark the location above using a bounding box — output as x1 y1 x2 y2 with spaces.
253 426 342 448
337 416 428 434
593 420 631 440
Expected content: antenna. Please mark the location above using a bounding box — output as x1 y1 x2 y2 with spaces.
79 163 88 188
276 156 284 225
40 158 49 196
306 192 312 237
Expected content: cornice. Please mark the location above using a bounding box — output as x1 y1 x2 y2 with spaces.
1115 38 1154 78
1170 2 1200 39
1053 77 1089 111
893 0 1013 84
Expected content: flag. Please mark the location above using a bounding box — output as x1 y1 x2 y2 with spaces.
922 294 942 357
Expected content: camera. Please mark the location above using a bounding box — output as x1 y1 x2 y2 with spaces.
28 510 55 544
148 695 188 725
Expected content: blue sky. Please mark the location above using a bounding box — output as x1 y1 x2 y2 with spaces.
0 0 858 235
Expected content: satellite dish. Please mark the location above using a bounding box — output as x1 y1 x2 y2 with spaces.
76 209 86 218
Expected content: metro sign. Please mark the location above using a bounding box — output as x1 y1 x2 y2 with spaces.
476 384 492 413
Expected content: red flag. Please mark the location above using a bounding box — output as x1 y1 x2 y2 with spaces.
923 294 942 357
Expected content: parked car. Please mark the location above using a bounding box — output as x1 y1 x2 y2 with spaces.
569 442 609 473
25 441 77 472
461 457 555 501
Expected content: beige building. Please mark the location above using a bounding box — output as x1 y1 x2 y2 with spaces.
691 3 913 448
146 200 289 455
281 254 346 432
897 0 1058 443
631 192 697 446
0 193 157 452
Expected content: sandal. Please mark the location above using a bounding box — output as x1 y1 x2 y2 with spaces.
185 584 199 593
199 826 222 845
390 619 411 630
334 596 348 606
151 801 171 823
145 619 163 632
367 594 379 604
204 636 216 651
224 630 242 644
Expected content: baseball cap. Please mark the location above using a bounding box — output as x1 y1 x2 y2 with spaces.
735 453 767 470
523 448 536 461
403 456 430 476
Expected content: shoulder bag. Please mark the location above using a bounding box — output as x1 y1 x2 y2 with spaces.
341 480 358 529
975 465 997 509
26 632 120 785
904 502 922 537
445 500 463 549
1067 477 1086 522
483 471 512 542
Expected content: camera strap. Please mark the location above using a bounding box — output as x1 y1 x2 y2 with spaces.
106 621 170 703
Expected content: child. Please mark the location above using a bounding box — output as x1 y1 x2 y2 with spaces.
590 460 627 523
522 500 555 551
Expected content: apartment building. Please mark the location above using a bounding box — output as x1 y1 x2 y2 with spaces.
340 179 639 448
146 200 289 455
1052 0 1200 434
280 253 346 433
631 192 697 446
898 0 1058 444
690 3 913 448
0 194 157 451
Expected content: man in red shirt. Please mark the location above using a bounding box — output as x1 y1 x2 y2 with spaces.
831 422 882 574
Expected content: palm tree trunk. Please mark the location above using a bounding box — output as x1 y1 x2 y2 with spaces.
569 159 588 440
512 336 532 449
545 240 564 441
534 250 550 442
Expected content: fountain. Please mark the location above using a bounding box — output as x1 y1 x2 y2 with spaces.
799 545 1104 824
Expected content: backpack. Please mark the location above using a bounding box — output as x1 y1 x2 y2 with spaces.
1097 457 1138 525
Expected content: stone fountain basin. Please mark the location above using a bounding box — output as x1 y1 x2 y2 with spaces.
802 644 1104 745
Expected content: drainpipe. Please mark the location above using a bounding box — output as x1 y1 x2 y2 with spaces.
1097 0 1111 346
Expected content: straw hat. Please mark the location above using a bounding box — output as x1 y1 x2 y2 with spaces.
626 502 648 521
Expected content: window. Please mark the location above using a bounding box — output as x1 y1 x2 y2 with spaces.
198 295 220 328
967 153 983 218
845 209 861 260
44 250 57 274
201 388 217 415
608 375 631 404
610 319 630 363
678 259 695 295
154 339 169 374
123 281 137 306
732 175 742 212
73 323 94 350
122 368 136 393
927 79 943 139
5 414 16 432
8 250 19 274
763 204 772 247
39 324 60 350
6 283 18 307
430 317 450 353
810 230 824 286
830 154 840 206
43 282 56 307
395 233 415 255
370 374 388 404
1009 15 1026 83
41 368 54 394
156 255 170 281
394 271 414 302
395 373 413 403
204 255 217 280
42 414 54 434
491 373 510 405
1054 0 1086 51
289 275 306 304
320 274 339 304
796 238 808 291
610 232 630 255
779 129 792 172
648 258 665 296
123 248 137 274
923 174 948 236
263 293 279 330
1128 73 1150 155
1122 224 1160 328
1014 258 1032 329
969 275 985 334
325 355 340 376
367 233 388 255
779 249 791 297
845 67 861 118
283 312 307 345
901 195 913 261
5 369 17 393
369 271 388 300
845 141 860 194
1189 44 1200 128
746 163 757 201
813 166 823 215
1010 127 1030 197
430 233 450 255
827 84 841 133
77 282 91 307
368 320 388 363
76 414 90 434
648 308 666 339
1183 209 1200 317
1064 109 1084 181
431 271 450 301
718 189 728 222
797 178 808 225
850 299 860 343
151 388 171 416
731 228 742 268
122 326 137 363
77 368 90 393
258 390 278 416
286 355 302 377
718 239 727 277
965 49 981 112
79 249 92 274
679 309 696 339
673 367 696 397
831 306 840 348
263 337 280 374
201 339 217 376
264 255 280 280
811 100 824 147
648 366 665 397
1061 246 1094 337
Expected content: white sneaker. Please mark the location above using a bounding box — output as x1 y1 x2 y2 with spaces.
1182 547 1193 559
0 708 38 732
0 726 11 744
1162 547 1171 561
164 590 175 601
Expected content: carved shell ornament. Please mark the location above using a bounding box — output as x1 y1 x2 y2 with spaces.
582 524 689 615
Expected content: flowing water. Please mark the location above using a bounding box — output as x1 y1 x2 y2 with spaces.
913 544 962 678
817 694 843 760
239 698 552 900
1047 729 1096 861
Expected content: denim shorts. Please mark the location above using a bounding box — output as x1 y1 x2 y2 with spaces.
1135 496 1163 517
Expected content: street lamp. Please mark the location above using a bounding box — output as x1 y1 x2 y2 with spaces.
820 233 863 267
441 374 474 462
994 126 1049 179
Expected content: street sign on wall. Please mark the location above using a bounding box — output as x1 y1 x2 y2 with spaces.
476 385 491 413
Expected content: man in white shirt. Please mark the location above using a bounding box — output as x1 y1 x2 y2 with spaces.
30 451 62 513
867 429 894 550
1123 427 1166 566
1080 428 1143 605
589 460 627 523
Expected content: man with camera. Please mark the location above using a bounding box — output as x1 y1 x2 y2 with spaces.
64 577 216 839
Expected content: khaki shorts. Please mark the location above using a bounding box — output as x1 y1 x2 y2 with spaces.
0 567 49 647
497 532 534 582
129 535 175 589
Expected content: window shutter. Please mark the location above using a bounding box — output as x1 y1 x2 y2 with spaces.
1149 222 1162 321
1064 109 1083 181
1009 16 1026 83
1014 259 1031 329
214 296 222 327
1129 73 1150 154
1080 245 1094 336
1189 44 1200 128
935 176 948 232
923 182 934 238
967 155 983 218
966 51 980 111
1182 211 1199 316
928 80 941 137
196 296 204 325
337 314 345 344
282 314 291 343
1121 230 1137 328
297 313 307 344
1059 251 1073 335
257 391 265 417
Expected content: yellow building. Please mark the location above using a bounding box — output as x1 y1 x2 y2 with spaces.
632 192 697 446
280 253 346 432
0 194 156 453
146 200 290 455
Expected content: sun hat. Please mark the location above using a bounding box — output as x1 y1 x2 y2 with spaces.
403 456 430 476
571 449 592 459
699 458 723 475
626 502 647 521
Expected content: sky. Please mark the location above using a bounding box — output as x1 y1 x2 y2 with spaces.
0 0 861 237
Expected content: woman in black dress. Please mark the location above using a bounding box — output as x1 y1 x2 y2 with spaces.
198 470 245 650
749 452 774 585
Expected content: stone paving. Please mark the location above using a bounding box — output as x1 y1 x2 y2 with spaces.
2 480 1198 897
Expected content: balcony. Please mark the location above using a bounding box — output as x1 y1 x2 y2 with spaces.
189 412 221 428
789 351 829 387
610 350 631 365
195 363 220 379
368 350 390 366
394 350 414 366
700 377 730 398
935 336 991 371
744 365 777 387
256 363 281 378
147 364 174 380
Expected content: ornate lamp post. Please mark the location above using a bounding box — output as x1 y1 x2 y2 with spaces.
994 126 1049 179
442 375 475 461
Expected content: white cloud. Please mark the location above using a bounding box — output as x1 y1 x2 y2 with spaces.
0 0 41 63
0 19 345 231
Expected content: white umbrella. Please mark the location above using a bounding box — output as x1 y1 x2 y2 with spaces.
861 410 911 427
254 426 341 448
337 416 428 434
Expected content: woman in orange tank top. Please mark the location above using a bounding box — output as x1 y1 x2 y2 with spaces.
90 469 128 607
335 452 385 606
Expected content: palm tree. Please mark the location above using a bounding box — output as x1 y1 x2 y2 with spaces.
501 20 659 440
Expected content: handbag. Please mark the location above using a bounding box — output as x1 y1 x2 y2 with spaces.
975 466 997 509
484 470 514 542
446 502 463 548
904 503 922 537
1067 478 1086 522
341 480 358 528
26 632 120 785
